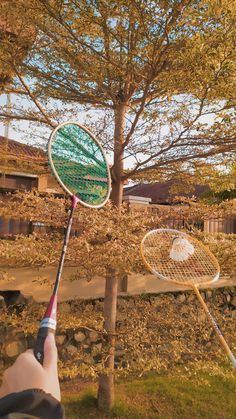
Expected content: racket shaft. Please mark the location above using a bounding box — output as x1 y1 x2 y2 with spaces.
34 197 77 364
193 285 236 368
53 201 76 294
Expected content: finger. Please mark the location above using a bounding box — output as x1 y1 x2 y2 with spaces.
43 333 58 371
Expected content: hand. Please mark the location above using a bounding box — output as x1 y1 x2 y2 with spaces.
0 333 61 401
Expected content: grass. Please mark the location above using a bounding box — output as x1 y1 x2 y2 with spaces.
62 365 236 418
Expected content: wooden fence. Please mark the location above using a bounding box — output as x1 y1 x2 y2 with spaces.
0 215 235 238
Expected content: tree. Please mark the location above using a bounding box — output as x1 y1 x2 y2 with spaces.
1 1 236 189
0 0 35 92
0 0 236 410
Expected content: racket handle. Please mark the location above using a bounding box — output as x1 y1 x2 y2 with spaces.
34 294 57 365
193 285 236 369
34 326 55 365
229 353 236 369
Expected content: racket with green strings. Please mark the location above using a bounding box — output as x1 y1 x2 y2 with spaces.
34 121 111 364
141 228 236 369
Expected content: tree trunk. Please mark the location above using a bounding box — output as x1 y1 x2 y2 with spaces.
97 102 127 411
97 267 118 412
110 103 128 207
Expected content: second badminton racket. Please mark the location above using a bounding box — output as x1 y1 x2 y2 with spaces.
141 228 236 368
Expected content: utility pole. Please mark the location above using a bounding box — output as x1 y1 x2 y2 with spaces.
2 93 11 184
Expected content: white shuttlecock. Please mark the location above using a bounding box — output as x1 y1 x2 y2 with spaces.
170 237 195 262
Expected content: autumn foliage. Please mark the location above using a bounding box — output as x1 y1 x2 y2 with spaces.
0 191 235 276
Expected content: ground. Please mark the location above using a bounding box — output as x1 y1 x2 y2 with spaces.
62 364 236 418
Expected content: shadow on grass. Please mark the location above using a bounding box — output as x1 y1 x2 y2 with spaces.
64 390 144 419
64 391 98 419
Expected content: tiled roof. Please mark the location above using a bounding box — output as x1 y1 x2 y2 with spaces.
0 136 46 163
124 180 209 204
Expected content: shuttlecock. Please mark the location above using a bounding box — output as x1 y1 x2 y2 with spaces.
170 237 195 262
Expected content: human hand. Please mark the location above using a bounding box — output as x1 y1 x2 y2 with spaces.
0 333 60 401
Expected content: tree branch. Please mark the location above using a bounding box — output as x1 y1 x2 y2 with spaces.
14 69 56 128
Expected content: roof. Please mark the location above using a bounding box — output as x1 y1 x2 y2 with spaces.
124 180 209 204
0 136 46 162
0 137 48 174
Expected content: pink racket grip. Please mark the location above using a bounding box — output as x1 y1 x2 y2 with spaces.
34 295 57 365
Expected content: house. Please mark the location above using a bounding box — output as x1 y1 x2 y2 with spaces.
0 136 63 193
124 180 209 204
123 181 236 234
0 136 63 236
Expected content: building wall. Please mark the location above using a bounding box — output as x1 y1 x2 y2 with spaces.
0 174 37 190
37 174 48 192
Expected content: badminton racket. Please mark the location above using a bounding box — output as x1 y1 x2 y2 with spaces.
34 121 111 364
141 228 236 368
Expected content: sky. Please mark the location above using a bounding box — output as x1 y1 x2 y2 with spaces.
0 93 91 146
0 93 117 167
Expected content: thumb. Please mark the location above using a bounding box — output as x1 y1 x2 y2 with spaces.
43 333 58 371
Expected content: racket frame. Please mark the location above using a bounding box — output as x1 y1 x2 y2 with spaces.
48 120 111 209
140 228 220 287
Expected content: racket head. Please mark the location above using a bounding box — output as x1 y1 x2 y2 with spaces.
48 121 111 208
141 229 220 287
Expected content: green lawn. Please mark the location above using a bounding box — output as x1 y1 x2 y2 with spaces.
62 365 236 418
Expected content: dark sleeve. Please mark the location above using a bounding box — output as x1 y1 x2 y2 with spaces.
0 389 65 419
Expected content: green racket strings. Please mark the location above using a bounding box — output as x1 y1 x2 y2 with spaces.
49 124 110 205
